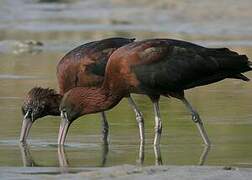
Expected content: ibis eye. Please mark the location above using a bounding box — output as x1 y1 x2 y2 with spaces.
60 106 66 112
23 109 32 120
61 110 68 120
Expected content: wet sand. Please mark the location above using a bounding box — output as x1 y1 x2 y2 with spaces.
1 165 252 180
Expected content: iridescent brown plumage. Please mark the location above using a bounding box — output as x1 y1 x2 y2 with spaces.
59 38 252 146
20 37 136 143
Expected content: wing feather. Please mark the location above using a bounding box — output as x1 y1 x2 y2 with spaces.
133 42 250 93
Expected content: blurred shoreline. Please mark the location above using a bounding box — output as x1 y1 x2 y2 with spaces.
0 0 252 46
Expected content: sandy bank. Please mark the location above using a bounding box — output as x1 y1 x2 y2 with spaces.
1 165 252 180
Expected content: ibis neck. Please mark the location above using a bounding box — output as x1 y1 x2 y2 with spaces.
47 93 63 116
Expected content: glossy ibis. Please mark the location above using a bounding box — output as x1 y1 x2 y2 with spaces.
59 39 251 146
20 37 143 144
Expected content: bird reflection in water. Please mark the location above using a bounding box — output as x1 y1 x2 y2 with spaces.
137 142 145 165
19 143 210 168
19 142 37 167
57 145 69 173
154 145 163 165
136 144 162 166
198 145 211 166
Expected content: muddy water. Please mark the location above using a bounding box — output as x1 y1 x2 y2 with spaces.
0 0 252 170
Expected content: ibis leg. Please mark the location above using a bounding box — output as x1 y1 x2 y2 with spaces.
100 112 109 145
181 97 211 146
153 100 162 146
127 96 145 144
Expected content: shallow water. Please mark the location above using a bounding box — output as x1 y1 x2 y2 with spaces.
0 0 252 171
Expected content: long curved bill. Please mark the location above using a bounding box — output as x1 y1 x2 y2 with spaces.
20 111 33 143
58 111 71 145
